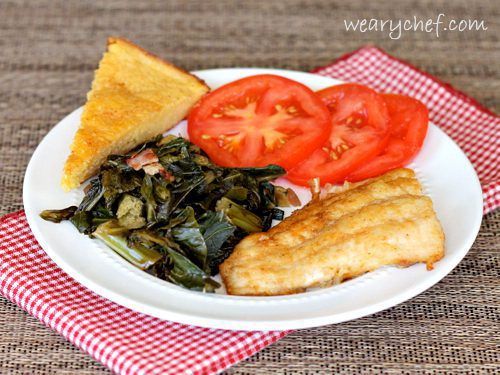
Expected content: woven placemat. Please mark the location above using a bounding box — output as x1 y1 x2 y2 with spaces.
0 0 498 373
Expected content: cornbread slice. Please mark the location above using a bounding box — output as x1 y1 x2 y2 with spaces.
61 37 209 191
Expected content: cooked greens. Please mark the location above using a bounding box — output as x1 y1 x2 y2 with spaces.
40 135 299 292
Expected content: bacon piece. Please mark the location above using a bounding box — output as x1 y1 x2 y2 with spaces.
126 149 159 170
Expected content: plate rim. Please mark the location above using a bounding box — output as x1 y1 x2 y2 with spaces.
23 67 484 330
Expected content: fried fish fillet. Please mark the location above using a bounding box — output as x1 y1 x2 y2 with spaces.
61 37 209 191
220 168 445 296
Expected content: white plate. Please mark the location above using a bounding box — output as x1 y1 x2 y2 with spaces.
23 68 483 331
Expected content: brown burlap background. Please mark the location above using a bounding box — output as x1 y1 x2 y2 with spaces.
0 0 498 373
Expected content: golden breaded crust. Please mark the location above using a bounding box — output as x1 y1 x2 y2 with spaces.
61 37 209 190
220 168 445 296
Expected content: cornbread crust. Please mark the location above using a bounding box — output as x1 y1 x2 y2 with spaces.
105 37 208 89
61 37 209 190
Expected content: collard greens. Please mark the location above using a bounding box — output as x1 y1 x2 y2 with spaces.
41 135 300 292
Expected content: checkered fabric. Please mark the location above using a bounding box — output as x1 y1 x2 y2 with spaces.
0 47 497 375
0 212 288 375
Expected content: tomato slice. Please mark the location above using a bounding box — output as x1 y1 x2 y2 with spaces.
286 84 390 186
187 75 331 169
346 94 429 182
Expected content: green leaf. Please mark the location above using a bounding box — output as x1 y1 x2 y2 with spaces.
40 206 77 223
140 174 157 224
259 181 276 209
153 177 172 222
79 178 104 212
200 211 235 248
224 186 248 201
156 137 191 157
129 229 182 254
170 207 207 269
69 211 93 233
101 169 141 211
94 220 162 269
169 174 206 213
216 197 263 233
165 248 219 292
234 164 286 182
102 155 133 171
200 211 236 275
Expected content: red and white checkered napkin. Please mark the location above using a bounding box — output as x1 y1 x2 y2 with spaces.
0 211 288 375
0 47 498 375
314 46 499 214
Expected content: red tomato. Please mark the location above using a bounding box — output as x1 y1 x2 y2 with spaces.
286 84 390 186
187 75 331 169
346 94 429 182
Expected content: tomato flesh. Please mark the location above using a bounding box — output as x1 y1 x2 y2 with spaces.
286 84 390 186
346 94 428 182
187 74 331 169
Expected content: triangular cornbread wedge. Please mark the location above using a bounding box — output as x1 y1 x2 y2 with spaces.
61 37 209 191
